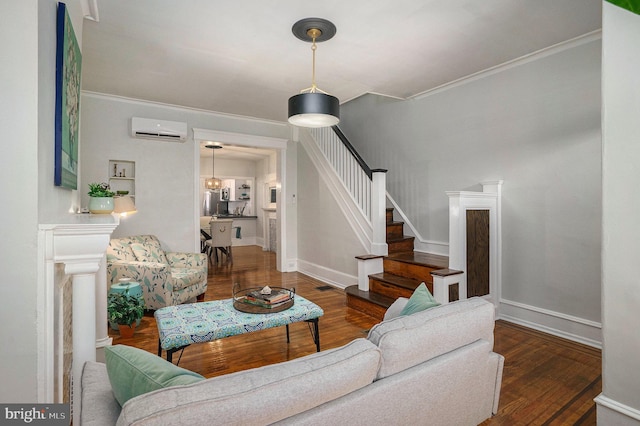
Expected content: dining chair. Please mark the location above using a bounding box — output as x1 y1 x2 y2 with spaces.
206 219 233 265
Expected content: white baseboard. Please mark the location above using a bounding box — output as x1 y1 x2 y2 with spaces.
596 394 640 424
499 298 602 348
285 258 297 272
296 259 357 290
232 236 256 247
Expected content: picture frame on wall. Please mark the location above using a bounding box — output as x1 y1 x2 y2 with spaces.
265 183 277 210
54 2 82 190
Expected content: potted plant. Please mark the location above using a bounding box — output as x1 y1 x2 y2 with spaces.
107 290 145 338
88 182 115 214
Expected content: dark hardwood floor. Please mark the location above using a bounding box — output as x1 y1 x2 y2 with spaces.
110 246 601 425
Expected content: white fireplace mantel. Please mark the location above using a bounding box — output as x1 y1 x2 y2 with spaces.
38 214 119 424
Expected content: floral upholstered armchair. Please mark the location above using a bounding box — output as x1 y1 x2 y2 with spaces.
106 235 208 310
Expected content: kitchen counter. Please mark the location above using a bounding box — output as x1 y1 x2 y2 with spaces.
201 216 257 247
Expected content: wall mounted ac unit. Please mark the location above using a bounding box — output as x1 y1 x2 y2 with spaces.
131 117 188 142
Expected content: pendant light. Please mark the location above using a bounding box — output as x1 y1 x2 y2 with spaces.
288 18 339 128
204 143 222 191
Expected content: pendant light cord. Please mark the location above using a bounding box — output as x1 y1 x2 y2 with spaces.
308 28 321 93
311 37 317 92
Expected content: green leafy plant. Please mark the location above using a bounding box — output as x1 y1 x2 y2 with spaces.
88 182 115 197
606 0 640 15
107 290 145 327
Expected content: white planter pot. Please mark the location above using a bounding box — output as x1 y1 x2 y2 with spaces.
89 197 114 214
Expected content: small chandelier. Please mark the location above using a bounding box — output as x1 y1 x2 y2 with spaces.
288 18 339 128
204 143 222 191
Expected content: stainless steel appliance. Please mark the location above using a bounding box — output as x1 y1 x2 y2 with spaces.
202 190 227 216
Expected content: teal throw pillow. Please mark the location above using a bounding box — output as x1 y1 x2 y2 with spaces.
105 345 204 406
399 282 440 316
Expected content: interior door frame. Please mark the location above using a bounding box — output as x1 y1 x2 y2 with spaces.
193 128 289 271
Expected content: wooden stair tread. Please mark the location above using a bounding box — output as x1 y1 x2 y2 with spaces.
386 236 414 242
368 272 421 291
386 251 448 269
345 285 395 308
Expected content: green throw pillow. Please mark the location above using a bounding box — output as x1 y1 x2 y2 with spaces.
399 282 440 316
105 345 204 406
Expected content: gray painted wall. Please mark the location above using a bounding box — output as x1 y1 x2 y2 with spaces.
340 39 602 323
296 146 366 279
80 94 288 253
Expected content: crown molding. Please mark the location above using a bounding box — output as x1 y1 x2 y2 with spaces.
413 30 602 100
81 91 289 128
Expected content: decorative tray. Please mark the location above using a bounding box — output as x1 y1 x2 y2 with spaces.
232 284 295 314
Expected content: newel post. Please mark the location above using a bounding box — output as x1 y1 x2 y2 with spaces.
371 169 388 256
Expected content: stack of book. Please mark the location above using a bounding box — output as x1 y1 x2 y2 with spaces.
244 289 292 308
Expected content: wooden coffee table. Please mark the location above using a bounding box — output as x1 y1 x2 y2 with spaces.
154 295 324 363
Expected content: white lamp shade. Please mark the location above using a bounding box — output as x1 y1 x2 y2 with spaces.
113 195 137 216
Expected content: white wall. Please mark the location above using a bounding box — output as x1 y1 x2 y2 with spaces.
80 93 289 253
282 139 298 271
0 0 41 402
200 157 257 178
598 2 640 424
295 144 364 284
1 0 84 402
340 38 602 340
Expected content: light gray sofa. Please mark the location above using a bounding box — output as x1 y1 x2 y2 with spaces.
81 297 503 425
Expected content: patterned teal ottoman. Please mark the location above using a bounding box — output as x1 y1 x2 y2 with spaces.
155 295 324 363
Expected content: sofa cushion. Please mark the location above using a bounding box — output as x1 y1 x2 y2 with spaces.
117 338 381 425
368 297 495 379
81 362 122 426
105 345 204 406
399 282 440 316
383 297 409 321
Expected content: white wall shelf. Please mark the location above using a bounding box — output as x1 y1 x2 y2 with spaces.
108 160 135 197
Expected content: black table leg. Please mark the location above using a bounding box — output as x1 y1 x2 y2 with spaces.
163 345 189 364
157 339 162 357
285 320 319 351
306 318 320 352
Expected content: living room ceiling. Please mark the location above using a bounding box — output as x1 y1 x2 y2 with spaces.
81 0 602 124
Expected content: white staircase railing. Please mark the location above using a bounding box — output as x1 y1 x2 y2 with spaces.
310 127 372 221
307 127 387 255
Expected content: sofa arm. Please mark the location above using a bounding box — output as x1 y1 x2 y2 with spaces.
166 252 207 269
108 261 170 280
